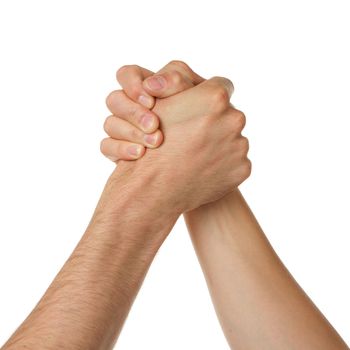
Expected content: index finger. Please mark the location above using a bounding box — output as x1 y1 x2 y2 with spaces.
116 64 155 108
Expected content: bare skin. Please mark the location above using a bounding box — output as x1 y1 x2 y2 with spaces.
1 73 249 349
104 61 349 350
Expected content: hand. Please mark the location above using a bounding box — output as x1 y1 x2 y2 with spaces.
103 61 251 213
101 61 203 161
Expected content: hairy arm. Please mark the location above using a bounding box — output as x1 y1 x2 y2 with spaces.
2 66 246 349
2 164 178 350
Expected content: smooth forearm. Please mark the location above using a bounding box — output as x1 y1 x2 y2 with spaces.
184 189 348 350
2 163 178 350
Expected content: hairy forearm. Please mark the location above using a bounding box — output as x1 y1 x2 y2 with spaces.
184 189 348 350
2 163 178 350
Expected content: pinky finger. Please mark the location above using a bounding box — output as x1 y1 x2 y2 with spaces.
100 137 146 162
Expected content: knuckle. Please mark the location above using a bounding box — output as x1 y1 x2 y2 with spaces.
210 76 234 90
99 138 109 155
103 115 114 133
112 141 121 155
207 76 234 109
169 69 184 85
210 86 230 111
116 64 138 80
242 159 252 179
130 106 140 124
130 127 142 140
224 77 234 92
168 60 191 72
105 90 122 109
128 84 142 99
239 136 250 154
231 110 246 132
215 76 234 92
116 65 128 78
234 159 252 185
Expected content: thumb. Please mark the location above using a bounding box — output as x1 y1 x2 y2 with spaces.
143 60 205 98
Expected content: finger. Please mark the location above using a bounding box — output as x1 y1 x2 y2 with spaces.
208 76 235 98
103 115 163 149
155 76 235 127
142 60 205 98
100 137 145 161
105 90 159 133
220 108 247 136
116 65 155 108
157 60 205 84
143 70 195 98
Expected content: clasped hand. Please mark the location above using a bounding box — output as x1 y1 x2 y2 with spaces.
102 60 251 213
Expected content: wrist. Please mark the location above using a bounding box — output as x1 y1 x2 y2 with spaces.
184 189 242 231
88 160 179 251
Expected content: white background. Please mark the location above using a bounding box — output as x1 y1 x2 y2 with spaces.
0 0 349 348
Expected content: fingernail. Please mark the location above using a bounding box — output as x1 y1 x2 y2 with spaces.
144 134 158 147
145 75 166 91
127 145 142 157
138 94 153 109
140 113 155 132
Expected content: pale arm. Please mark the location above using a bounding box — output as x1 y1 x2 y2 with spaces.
184 189 349 350
99 62 349 349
